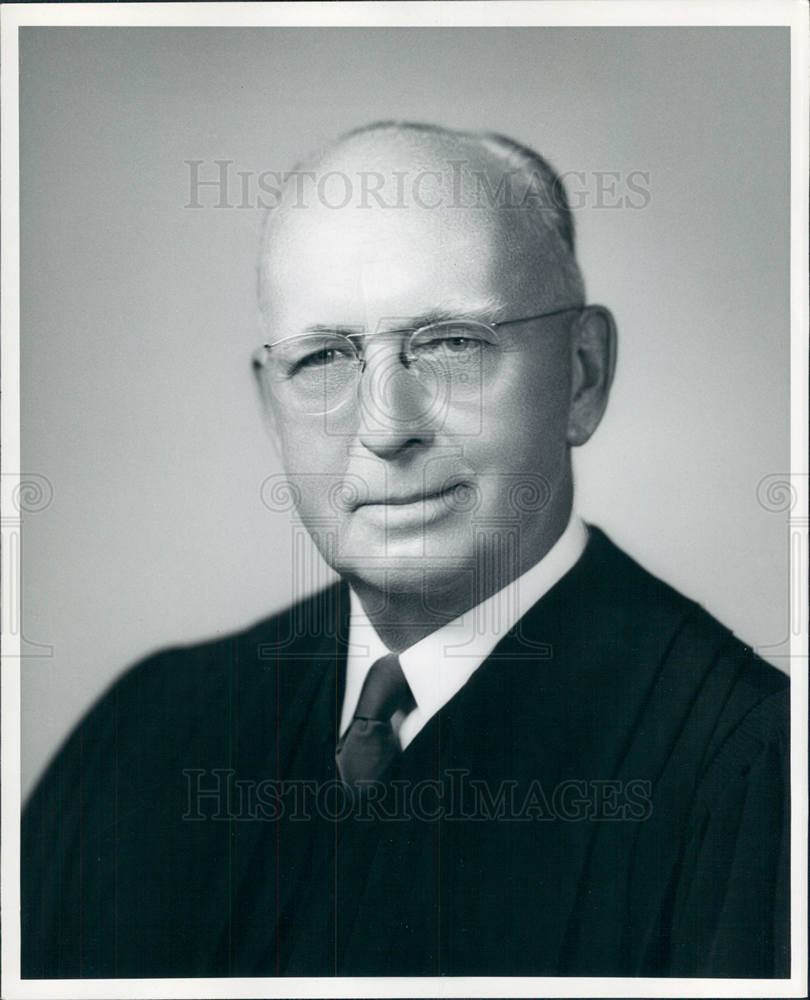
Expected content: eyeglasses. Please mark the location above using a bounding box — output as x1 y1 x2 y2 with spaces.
253 306 582 416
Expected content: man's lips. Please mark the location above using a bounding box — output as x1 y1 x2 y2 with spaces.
353 480 473 510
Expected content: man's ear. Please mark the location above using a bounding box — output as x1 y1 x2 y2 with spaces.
566 305 617 447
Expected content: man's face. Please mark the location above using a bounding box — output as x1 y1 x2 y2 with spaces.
259 152 579 603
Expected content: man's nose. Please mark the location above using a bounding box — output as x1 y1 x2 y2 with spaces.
356 341 438 459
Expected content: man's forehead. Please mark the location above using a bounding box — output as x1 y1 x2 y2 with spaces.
268 198 499 277
264 222 501 335
261 178 510 317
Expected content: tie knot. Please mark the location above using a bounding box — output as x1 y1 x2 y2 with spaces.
354 653 415 722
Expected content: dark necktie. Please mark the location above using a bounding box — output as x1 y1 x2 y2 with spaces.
336 653 416 789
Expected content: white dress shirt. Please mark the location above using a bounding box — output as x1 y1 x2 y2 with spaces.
340 514 589 749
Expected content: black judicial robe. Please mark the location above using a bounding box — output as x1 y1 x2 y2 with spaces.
21 528 790 978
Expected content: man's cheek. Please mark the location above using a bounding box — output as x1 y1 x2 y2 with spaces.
278 426 336 475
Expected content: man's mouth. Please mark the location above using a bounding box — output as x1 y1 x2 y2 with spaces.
351 479 476 526
355 479 473 510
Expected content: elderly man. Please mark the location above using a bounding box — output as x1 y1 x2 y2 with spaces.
22 122 789 979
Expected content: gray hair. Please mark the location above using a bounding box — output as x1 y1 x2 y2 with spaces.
341 120 579 252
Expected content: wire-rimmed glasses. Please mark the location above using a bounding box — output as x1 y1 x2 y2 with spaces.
252 306 582 416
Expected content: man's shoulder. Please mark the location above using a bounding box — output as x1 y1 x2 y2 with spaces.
115 581 347 695
28 584 347 797
21 589 350 977
580 524 723 629
580 524 788 729
583 525 774 643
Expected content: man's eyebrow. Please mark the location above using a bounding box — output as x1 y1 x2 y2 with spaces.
379 304 507 330
383 309 463 330
301 323 365 336
300 305 505 337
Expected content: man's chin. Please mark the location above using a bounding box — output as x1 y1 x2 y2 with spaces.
324 524 523 607
336 556 476 604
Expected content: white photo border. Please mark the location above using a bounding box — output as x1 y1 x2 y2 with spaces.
1 3 807 998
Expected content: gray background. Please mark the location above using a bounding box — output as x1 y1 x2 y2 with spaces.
20 27 790 799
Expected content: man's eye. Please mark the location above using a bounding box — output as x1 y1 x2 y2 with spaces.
299 348 337 367
291 347 350 374
416 336 486 354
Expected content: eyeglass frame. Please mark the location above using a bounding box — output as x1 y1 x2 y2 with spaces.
252 304 584 414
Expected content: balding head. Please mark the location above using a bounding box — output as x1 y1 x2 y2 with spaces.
258 121 585 332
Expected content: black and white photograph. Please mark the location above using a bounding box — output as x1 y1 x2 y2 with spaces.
1 2 807 997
